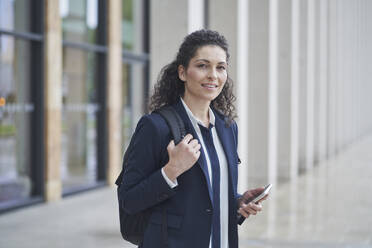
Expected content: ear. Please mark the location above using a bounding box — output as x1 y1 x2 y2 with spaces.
178 65 186 82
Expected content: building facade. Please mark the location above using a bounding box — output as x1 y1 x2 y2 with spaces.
1 0 372 213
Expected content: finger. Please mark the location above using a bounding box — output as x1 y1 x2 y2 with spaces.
195 150 201 158
257 194 269 203
167 140 175 151
182 134 193 144
238 208 250 218
242 187 265 200
188 139 199 148
240 204 257 216
250 187 265 196
191 144 201 154
241 203 258 215
250 202 263 212
194 144 201 151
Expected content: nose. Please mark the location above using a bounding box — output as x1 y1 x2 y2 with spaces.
208 68 218 80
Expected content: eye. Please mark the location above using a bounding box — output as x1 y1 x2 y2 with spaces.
217 65 226 70
197 64 207 68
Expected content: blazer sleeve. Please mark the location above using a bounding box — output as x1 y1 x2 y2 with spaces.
232 121 243 201
118 115 176 214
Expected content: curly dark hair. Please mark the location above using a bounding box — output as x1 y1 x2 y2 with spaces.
148 29 237 124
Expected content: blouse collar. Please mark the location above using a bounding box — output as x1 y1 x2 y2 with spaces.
180 98 215 128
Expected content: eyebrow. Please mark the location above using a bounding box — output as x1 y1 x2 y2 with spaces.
194 59 227 65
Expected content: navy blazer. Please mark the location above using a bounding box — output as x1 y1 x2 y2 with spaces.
119 99 240 248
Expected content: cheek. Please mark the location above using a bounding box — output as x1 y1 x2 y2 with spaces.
187 69 203 81
220 73 228 84
220 82 226 92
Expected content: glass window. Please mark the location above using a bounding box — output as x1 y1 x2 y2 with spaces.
121 0 148 149
122 0 145 52
61 47 99 190
121 62 146 149
0 0 31 33
60 0 98 44
0 36 34 203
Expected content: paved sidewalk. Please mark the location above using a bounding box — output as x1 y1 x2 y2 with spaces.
1 135 372 248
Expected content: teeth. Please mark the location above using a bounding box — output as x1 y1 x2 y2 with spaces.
202 84 217 88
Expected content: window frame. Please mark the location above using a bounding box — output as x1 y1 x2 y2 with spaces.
0 0 44 214
61 0 108 196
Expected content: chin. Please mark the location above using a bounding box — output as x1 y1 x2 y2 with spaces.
200 94 219 102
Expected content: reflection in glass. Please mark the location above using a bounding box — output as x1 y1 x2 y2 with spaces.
121 62 145 150
60 0 98 44
62 47 98 190
0 0 31 32
121 63 131 150
0 36 33 202
122 0 144 52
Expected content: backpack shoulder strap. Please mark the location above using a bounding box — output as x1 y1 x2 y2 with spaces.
153 105 186 145
115 106 186 186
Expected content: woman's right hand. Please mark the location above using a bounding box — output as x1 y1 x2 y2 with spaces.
163 134 201 182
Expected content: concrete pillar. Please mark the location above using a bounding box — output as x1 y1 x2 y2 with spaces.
150 0 188 89
188 0 205 33
267 0 279 187
327 0 338 158
354 0 360 140
236 0 249 192
349 1 357 143
290 0 300 179
358 0 363 139
247 0 269 187
106 0 122 186
313 0 322 165
317 0 328 161
277 0 292 182
246 0 279 188
362 0 372 135
336 0 345 152
44 0 62 201
305 0 315 170
366 0 372 134
298 0 308 172
267 1 280 237
365 0 372 134
342 0 351 147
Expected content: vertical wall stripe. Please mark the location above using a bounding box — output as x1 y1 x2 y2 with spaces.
237 0 249 192
318 0 328 161
306 0 315 169
188 0 205 33
268 0 278 185
290 0 299 179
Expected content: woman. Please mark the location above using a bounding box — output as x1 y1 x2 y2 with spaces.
119 29 267 248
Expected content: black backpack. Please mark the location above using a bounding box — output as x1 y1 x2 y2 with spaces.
115 106 186 246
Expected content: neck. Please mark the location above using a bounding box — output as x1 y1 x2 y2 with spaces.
182 95 210 125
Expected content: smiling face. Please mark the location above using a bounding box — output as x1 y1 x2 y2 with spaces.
178 45 228 105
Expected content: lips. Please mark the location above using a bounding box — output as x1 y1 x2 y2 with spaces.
201 83 218 88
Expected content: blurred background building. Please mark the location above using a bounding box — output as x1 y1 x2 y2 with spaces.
1 0 372 220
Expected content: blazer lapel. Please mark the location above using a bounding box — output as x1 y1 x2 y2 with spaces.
213 110 236 193
172 100 213 204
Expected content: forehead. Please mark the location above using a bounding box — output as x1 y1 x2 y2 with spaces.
192 45 227 63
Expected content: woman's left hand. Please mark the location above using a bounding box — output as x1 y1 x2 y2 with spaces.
238 201 263 218
237 187 268 219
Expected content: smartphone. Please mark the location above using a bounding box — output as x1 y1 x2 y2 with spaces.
250 183 272 204
237 184 272 225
